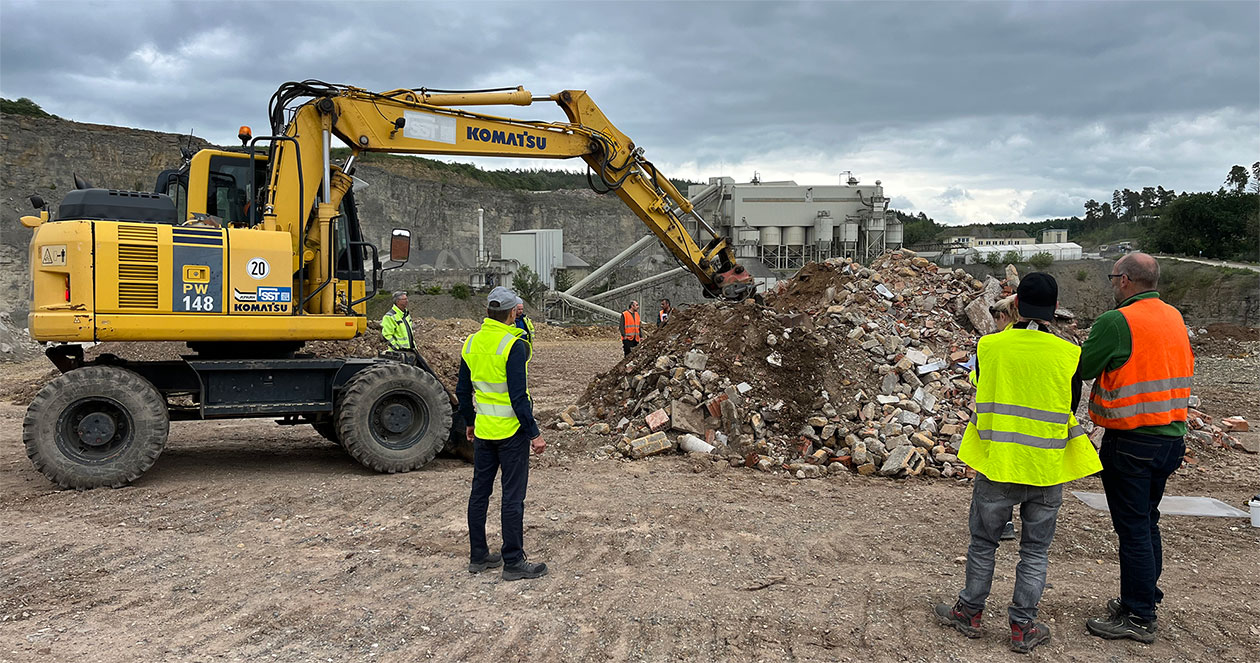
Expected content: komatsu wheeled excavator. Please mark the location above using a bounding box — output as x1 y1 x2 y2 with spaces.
20 81 753 488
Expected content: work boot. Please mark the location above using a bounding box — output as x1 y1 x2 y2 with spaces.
934 600 982 638
1009 620 1051 654
1086 613 1157 644
467 553 503 573
1105 598 1157 632
1000 521 1017 541
502 555 548 581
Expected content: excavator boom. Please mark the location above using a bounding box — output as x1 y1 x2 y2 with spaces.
262 82 753 301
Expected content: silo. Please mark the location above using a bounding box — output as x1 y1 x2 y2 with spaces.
783 226 806 247
736 228 761 258
837 218 859 257
760 226 782 247
886 221 904 248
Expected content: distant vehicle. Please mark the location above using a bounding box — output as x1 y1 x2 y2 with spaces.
1098 245 1109 252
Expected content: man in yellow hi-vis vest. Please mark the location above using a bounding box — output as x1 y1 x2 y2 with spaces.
456 286 547 581
935 273 1102 654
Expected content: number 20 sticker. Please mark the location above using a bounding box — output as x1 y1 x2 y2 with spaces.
247 257 270 280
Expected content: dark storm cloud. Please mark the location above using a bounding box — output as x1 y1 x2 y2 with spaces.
2 0 1255 224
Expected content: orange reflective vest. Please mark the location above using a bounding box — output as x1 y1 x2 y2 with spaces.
1088 298 1194 430
622 310 641 341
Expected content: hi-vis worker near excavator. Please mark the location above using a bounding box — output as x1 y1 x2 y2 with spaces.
620 300 642 356
19 80 754 489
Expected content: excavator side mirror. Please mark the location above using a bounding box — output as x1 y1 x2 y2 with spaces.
387 228 411 265
30 194 45 210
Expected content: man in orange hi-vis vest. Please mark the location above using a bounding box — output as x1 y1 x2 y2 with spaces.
620 300 641 357
1079 252 1194 644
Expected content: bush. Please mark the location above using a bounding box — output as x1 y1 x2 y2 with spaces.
450 282 470 300
1002 250 1023 266
553 269 574 293
1075 269 1089 282
1027 252 1054 270
1 97 57 118
424 285 443 295
983 252 1003 269
512 265 548 306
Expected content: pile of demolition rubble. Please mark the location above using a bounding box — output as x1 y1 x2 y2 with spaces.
0 312 42 363
1185 404 1256 455
575 251 1088 479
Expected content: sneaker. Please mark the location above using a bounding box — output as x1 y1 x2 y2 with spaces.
1000 521 1017 541
502 555 548 581
934 600 982 638
1009 620 1051 654
1105 599 1157 632
467 553 503 573
1086 613 1157 644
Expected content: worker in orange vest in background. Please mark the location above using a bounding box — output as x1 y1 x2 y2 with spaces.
1079 252 1194 644
658 298 673 327
620 300 641 357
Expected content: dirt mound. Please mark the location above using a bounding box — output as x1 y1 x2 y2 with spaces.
577 251 1093 479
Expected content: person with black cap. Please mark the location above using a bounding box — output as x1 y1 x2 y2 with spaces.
456 286 548 581
935 272 1101 654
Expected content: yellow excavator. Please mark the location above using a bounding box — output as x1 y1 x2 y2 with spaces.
20 80 753 488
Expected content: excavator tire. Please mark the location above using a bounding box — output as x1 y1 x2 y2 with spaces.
336 363 451 473
22 366 169 489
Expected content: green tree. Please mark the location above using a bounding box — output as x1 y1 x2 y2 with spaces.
450 282 470 300
1251 162 1260 194
553 269 574 293
1143 191 1259 262
1002 250 1023 265
1 97 58 118
1225 165 1249 194
1028 252 1054 270
983 252 1003 269
512 265 548 306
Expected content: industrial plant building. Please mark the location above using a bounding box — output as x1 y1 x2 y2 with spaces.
686 174 903 276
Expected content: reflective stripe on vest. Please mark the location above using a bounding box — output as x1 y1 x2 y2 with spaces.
958 328 1102 486
461 318 530 440
1088 298 1194 430
622 310 641 340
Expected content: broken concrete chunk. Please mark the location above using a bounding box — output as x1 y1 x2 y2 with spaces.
629 432 673 459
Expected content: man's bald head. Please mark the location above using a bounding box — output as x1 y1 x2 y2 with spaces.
1116 252 1159 289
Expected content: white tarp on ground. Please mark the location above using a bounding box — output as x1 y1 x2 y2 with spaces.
965 242 1083 262
1072 491 1250 518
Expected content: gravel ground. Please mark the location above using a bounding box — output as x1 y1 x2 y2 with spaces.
2 333 1258 662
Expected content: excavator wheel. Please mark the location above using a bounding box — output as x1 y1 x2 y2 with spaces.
336 363 451 473
22 366 170 489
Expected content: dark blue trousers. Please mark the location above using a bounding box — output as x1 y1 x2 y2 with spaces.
467 429 530 565
1099 429 1185 622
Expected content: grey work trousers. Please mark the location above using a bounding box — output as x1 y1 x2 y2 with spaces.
958 474 1064 624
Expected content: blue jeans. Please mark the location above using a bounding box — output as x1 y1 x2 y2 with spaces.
467 429 530 565
1099 429 1184 622
959 474 1063 624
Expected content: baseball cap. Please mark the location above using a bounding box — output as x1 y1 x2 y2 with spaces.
487 286 522 312
1016 272 1057 321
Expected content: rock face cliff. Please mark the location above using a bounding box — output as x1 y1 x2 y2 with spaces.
1 115 213 313
1 116 653 318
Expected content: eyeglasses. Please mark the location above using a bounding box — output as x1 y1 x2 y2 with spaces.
1106 273 1127 281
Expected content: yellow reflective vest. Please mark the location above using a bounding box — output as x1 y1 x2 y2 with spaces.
381 305 413 350
958 327 1101 486
461 318 531 440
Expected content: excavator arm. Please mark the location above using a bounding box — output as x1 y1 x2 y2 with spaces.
260 82 753 307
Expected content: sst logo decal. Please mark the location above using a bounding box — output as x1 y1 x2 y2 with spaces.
232 287 291 312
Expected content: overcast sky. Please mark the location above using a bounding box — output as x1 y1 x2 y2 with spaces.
2 0 1256 226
